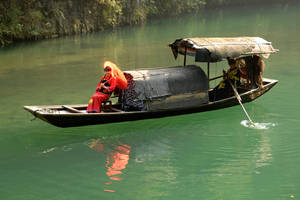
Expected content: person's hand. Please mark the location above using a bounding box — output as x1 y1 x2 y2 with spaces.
101 83 107 89
96 84 104 92
102 84 109 91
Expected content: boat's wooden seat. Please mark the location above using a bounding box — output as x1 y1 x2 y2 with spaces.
102 100 112 111
102 100 112 106
102 100 121 112
101 89 123 112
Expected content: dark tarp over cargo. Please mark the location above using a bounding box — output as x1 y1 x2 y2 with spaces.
122 65 209 111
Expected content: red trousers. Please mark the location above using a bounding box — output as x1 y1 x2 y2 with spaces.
87 92 110 113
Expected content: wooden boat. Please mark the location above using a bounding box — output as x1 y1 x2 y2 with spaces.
24 37 279 128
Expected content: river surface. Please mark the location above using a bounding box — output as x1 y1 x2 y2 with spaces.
1 2 300 200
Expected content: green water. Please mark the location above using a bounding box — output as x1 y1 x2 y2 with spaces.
1 2 300 200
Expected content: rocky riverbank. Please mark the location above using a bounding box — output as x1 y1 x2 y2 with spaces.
0 0 293 47
0 0 207 46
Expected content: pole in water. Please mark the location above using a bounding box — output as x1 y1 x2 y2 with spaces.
238 96 255 125
229 81 255 125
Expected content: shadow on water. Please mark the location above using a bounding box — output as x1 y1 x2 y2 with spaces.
21 107 276 198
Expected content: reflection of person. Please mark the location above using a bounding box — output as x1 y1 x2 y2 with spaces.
87 66 117 113
89 139 131 193
106 144 131 179
212 57 241 100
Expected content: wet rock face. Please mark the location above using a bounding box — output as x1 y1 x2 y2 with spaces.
0 0 127 45
0 0 207 46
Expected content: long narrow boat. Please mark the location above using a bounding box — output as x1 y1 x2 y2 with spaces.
24 37 279 128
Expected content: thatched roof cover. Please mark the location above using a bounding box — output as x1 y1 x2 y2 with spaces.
169 37 278 62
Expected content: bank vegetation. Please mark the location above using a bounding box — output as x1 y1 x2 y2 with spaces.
0 0 293 47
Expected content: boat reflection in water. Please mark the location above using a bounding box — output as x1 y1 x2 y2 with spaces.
89 139 131 193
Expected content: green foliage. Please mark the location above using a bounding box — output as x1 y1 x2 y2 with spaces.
0 0 46 46
0 0 208 46
131 7 147 24
149 0 206 16
0 1 23 46
3 0 280 47
97 0 124 27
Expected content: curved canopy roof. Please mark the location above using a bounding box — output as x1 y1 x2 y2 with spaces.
125 65 208 101
122 65 209 111
169 37 279 62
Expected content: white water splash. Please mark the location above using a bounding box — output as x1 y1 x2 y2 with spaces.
241 120 276 130
41 147 57 154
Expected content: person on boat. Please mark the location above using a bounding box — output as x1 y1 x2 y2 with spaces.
212 57 241 101
253 55 265 88
87 66 117 113
238 58 250 87
244 55 265 89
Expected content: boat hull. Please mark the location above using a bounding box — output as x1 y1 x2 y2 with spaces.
24 78 278 128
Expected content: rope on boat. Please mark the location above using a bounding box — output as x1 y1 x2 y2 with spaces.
30 116 37 121
30 109 40 121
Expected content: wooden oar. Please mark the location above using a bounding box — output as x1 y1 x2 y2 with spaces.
228 81 255 125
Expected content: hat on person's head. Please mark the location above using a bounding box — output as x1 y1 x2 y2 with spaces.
227 57 236 65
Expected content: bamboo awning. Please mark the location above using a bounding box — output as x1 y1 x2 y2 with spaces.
169 37 279 62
